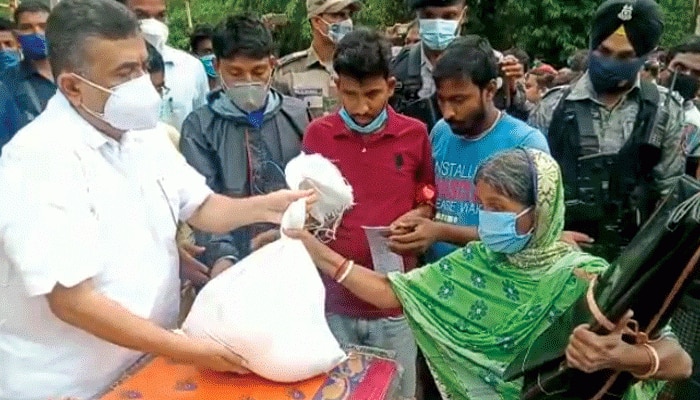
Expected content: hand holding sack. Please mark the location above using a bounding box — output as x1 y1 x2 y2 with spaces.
183 153 353 382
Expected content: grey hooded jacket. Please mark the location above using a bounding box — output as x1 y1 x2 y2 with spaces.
181 88 309 267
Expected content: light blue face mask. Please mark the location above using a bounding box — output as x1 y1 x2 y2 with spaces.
323 18 353 44
418 19 460 51
478 207 533 254
339 107 388 134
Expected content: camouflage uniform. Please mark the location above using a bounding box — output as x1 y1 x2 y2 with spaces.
530 72 685 197
272 48 339 120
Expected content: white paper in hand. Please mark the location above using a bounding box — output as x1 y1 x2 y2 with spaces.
183 153 352 383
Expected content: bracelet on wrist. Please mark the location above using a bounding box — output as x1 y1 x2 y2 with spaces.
336 261 355 284
332 258 350 281
631 343 660 380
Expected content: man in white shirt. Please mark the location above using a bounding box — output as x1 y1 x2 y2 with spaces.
0 1 311 399
116 0 210 131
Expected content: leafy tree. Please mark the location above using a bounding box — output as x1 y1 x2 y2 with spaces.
0 0 691 69
658 0 695 49
166 0 411 56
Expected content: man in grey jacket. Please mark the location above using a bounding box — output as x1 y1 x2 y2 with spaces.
181 14 310 277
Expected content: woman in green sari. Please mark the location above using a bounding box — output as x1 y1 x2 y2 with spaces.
287 149 691 399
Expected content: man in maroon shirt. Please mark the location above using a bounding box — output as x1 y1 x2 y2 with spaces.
303 28 435 399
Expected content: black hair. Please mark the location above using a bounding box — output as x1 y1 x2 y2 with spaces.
667 36 700 65
433 35 499 89
333 27 392 81
212 13 273 60
46 0 140 78
14 1 50 24
190 24 214 53
504 47 531 72
145 41 164 74
0 17 12 31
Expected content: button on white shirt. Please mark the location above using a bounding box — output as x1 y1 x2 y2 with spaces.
161 45 209 131
0 93 212 400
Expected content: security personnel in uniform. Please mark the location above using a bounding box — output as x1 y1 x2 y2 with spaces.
390 0 528 132
529 0 685 262
272 0 361 119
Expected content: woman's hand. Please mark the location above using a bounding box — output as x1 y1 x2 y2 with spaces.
565 310 634 373
560 231 594 250
284 228 339 274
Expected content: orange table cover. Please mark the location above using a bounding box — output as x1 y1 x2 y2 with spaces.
100 352 398 400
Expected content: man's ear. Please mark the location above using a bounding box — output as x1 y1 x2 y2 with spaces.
460 5 470 26
57 73 84 108
484 78 498 101
309 16 321 32
387 76 397 97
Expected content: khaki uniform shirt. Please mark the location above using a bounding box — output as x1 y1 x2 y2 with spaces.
272 47 339 119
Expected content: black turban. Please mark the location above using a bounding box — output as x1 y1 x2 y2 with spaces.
589 0 663 56
406 0 464 11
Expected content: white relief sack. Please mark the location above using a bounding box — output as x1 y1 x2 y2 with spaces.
183 153 353 382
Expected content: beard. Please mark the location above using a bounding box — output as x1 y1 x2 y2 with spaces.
448 101 487 138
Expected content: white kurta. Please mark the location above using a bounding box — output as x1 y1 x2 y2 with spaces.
161 45 209 131
0 93 212 400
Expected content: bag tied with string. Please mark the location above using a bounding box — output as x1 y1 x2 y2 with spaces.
504 175 700 399
182 153 354 382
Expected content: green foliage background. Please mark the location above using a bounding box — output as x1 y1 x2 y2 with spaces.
1 0 695 65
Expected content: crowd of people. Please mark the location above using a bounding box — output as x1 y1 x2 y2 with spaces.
1 0 700 399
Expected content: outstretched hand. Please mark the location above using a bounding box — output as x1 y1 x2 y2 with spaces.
261 189 316 224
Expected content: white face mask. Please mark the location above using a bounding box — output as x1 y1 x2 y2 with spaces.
73 73 162 131
140 18 169 53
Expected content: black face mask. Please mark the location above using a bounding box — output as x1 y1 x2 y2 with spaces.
672 73 700 102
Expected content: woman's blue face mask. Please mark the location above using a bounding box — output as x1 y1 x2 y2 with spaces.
478 207 533 254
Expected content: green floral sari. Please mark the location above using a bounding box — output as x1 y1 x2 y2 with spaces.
388 150 625 399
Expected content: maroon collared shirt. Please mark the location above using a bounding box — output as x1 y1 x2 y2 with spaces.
303 106 435 319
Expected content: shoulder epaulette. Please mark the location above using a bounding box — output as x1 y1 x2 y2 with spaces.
277 50 309 67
